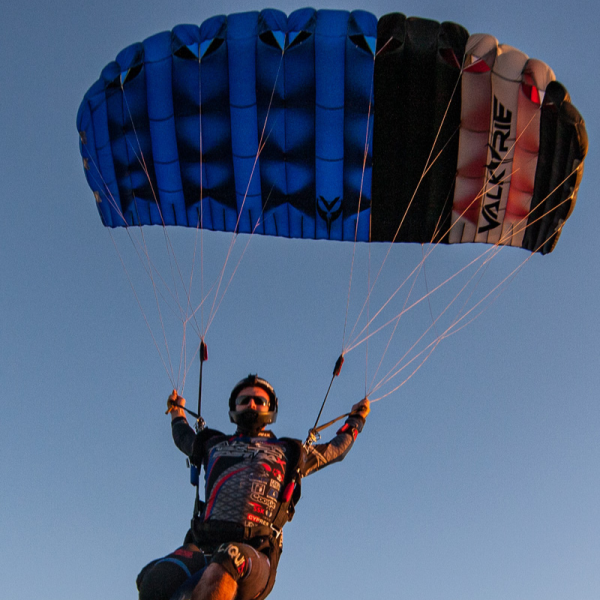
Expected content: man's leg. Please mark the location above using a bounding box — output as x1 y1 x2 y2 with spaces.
138 544 208 600
192 543 270 600
191 563 237 600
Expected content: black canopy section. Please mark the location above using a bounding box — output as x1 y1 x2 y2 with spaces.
523 81 588 254
371 14 468 244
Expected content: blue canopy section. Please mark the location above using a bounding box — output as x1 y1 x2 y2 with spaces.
78 8 586 253
77 8 376 242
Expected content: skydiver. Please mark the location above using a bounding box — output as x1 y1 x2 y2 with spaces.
137 374 370 600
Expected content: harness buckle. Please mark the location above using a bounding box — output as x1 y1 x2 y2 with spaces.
304 428 320 448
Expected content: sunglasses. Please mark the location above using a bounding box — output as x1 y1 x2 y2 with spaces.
235 394 270 407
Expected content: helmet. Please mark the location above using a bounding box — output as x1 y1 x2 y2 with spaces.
228 374 278 431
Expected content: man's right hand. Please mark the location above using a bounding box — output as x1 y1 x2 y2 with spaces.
166 389 186 418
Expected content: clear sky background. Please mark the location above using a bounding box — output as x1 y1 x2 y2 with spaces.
2 0 599 599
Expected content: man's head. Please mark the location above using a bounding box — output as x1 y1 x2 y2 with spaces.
228 374 278 433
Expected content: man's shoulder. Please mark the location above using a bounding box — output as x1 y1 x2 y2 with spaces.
277 435 303 446
193 426 226 450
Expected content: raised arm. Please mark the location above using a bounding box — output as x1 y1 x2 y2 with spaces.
301 398 370 477
166 390 196 456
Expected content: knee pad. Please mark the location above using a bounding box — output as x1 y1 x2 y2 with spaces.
210 542 252 582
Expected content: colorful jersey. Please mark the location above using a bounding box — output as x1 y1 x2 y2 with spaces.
202 435 288 528
171 416 364 534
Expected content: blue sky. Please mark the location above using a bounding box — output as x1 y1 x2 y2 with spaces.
1 1 599 599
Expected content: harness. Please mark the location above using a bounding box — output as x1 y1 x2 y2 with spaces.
189 432 304 600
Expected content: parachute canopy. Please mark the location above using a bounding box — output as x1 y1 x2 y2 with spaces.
77 8 587 254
